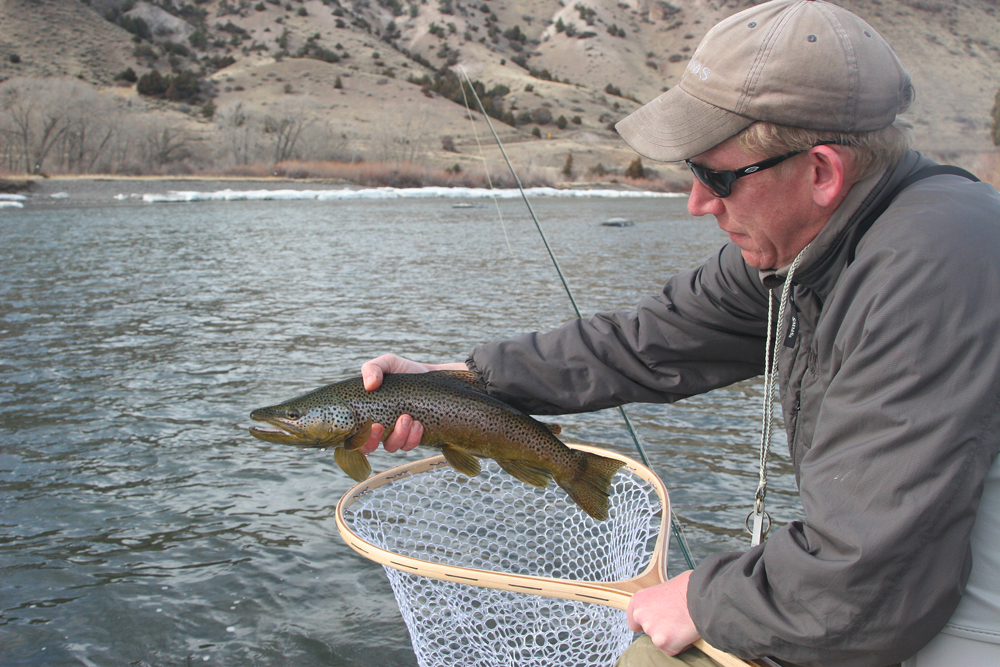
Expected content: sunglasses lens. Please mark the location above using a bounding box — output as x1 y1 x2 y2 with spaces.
687 162 731 198
703 174 730 198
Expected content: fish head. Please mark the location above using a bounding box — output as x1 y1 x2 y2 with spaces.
248 392 357 448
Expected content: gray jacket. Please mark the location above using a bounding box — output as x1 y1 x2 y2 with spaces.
468 150 1000 666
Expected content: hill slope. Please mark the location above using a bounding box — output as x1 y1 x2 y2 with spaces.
0 0 997 180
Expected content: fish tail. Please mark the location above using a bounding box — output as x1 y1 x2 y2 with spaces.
555 451 625 521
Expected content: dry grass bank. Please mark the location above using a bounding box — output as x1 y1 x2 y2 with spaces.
7 151 992 194
220 159 689 191
222 159 552 189
0 158 687 192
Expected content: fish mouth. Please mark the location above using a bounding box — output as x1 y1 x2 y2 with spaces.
248 415 344 448
248 417 311 446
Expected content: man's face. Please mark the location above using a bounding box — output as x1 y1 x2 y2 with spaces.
686 136 825 270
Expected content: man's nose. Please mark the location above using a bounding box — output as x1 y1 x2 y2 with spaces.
687 178 725 217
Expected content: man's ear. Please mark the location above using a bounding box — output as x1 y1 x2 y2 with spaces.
808 145 850 209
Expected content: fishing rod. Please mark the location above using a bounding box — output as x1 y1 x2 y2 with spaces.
457 67 696 572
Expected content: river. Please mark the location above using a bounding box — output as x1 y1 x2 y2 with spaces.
0 182 798 666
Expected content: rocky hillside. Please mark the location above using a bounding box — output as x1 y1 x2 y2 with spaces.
0 0 997 180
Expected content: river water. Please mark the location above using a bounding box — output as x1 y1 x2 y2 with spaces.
0 183 798 666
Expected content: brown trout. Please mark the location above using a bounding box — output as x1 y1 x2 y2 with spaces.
248 371 624 520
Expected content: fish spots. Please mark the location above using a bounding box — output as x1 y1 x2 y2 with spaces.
249 371 624 519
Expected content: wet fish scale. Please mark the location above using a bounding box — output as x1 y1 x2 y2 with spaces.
248 371 624 520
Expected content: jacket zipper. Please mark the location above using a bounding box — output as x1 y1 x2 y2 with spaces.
789 390 802 460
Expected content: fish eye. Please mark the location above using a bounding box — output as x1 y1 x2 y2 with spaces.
285 409 301 420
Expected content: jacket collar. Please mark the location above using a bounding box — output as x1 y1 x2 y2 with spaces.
757 150 934 299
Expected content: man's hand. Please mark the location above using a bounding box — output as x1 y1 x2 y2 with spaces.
361 354 440 391
358 354 467 455
627 570 700 655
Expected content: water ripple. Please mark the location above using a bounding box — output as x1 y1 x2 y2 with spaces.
0 195 796 665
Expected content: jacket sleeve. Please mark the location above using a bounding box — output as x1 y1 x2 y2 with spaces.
688 182 1000 666
468 242 771 415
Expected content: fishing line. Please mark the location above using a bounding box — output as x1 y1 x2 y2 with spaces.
458 74 542 327
458 78 514 257
457 67 696 572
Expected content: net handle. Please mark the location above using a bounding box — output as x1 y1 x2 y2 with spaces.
335 444 758 667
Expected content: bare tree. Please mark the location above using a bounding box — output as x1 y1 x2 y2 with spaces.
57 119 112 173
0 77 82 173
139 123 192 170
104 118 148 175
0 77 133 174
219 102 257 166
0 123 14 172
369 110 431 163
212 102 354 168
263 110 309 165
56 95 122 173
299 120 352 162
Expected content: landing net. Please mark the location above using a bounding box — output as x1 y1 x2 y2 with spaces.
337 445 668 667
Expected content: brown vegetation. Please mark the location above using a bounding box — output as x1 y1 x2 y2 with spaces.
220 158 553 188
249 158 688 191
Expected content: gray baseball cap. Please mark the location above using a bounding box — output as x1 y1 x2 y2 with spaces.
616 0 912 162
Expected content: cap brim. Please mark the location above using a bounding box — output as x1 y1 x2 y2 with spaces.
615 86 754 162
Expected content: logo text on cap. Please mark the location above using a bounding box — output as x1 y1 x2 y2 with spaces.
686 57 711 81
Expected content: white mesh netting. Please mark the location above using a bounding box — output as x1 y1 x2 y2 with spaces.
344 457 665 667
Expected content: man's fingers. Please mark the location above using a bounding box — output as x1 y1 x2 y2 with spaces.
626 573 699 657
361 355 468 392
627 614 643 633
649 633 672 653
383 414 420 452
360 423 386 455
361 360 385 391
361 354 425 391
649 633 694 657
626 597 644 632
401 420 423 451
359 415 424 455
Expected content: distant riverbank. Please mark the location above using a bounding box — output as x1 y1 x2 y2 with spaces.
0 157 691 199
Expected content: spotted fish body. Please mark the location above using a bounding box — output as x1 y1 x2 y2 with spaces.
249 371 625 520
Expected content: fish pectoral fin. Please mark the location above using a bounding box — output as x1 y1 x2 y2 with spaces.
343 419 373 451
334 445 372 482
441 445 482 477
495 459 552 489
544 422 561 435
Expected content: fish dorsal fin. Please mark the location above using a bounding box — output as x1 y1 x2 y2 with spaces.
429 370 487 392
343 419 373 451
334 445 372 482
544 422 561 435
495 458 552 489
441 444 482 477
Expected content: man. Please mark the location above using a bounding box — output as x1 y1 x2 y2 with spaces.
359 1 1000 665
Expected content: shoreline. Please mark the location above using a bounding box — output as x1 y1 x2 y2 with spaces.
1 175 688 206
1 173 687 197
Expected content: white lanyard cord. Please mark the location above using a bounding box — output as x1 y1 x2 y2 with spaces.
750 245 809 547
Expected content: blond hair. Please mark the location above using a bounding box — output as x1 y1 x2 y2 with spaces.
736 117 914 183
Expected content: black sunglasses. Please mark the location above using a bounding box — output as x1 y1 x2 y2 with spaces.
685 140 843 198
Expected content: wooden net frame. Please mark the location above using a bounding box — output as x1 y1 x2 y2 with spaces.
336 444 756 667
